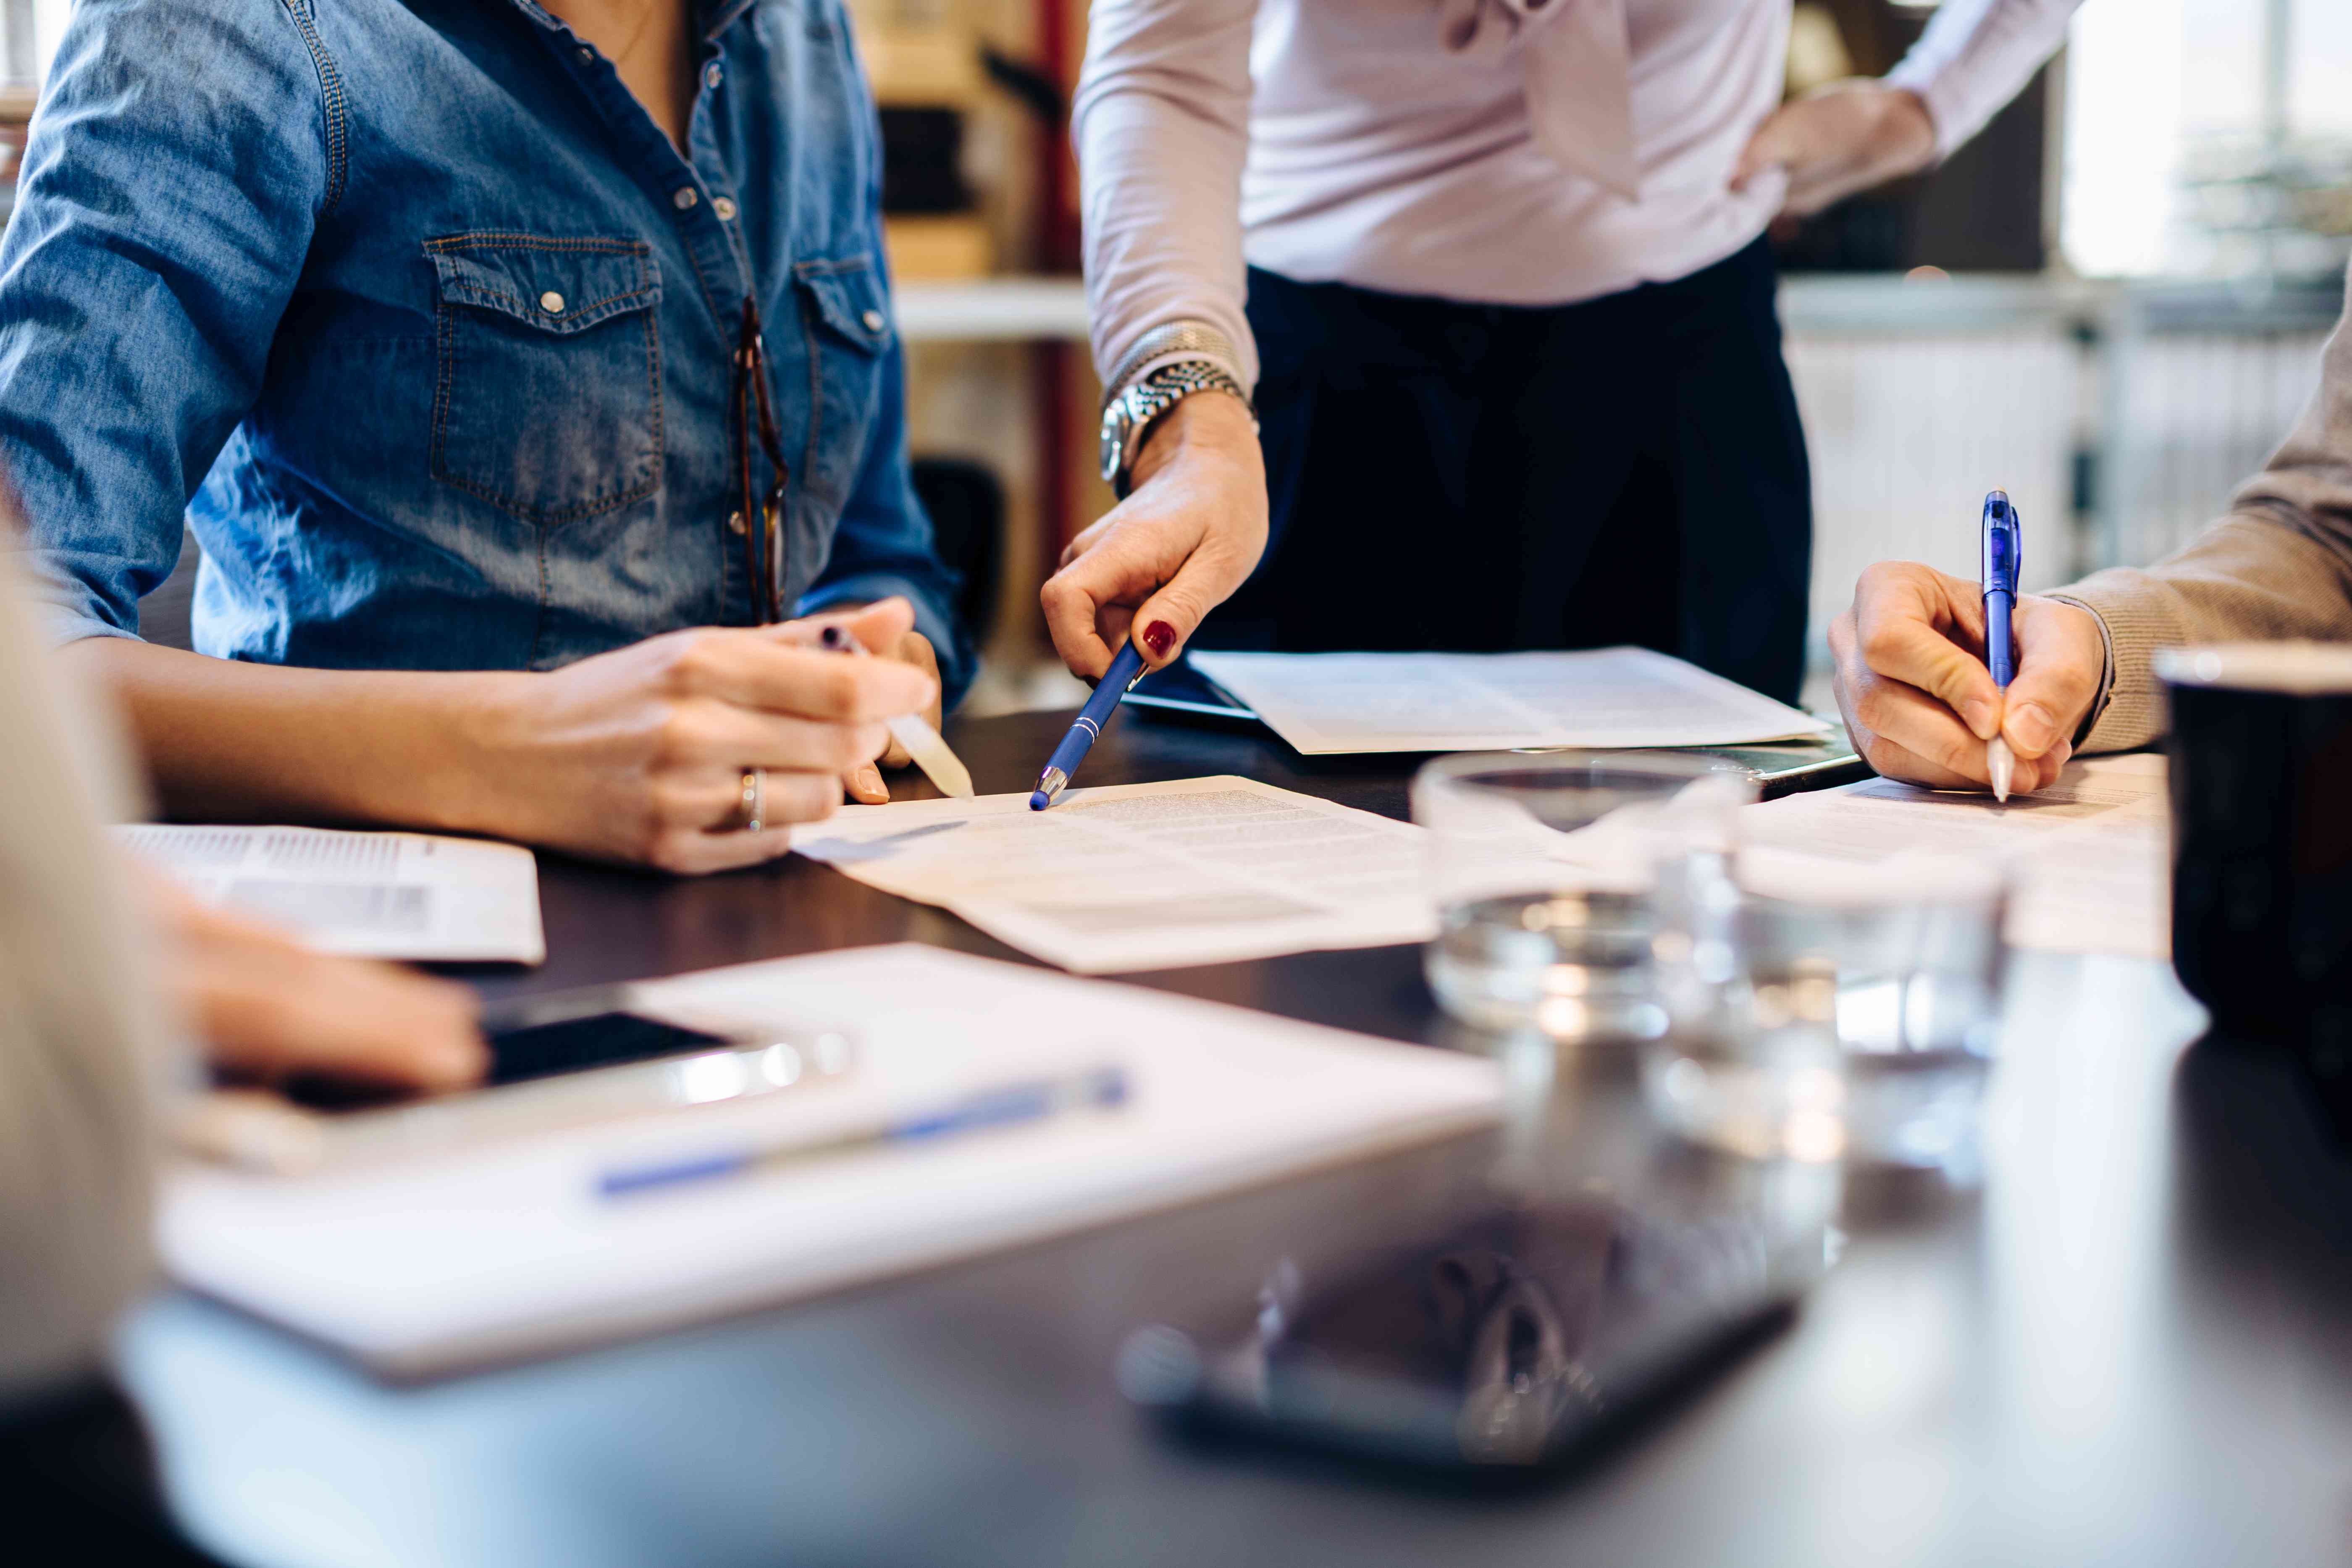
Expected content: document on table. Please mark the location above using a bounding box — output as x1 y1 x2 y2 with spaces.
119 824 546 964
161 944 1504 1376
1738 754 2171 959
790 776 1432 972
1189 647 1833 755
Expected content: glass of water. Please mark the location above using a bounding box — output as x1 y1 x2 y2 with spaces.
1641 855 2008 1169
1412 752 1755 1043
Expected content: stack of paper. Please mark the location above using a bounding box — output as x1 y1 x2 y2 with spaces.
790 776 1432 972
119 824 545 964
160 945 1504 1378
1190 647 1832 754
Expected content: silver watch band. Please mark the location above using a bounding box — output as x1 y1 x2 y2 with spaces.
1100 320 1246 411
1102 360 1254 499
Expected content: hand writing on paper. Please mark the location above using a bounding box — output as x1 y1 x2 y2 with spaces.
1042 392 1267 681
475 598 935 873
771 601 943 804
1830 562 2104 794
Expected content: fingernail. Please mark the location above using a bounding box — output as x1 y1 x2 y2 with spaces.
1960 699 2000 740
2008 702 2059 754
1142 621 1176 659
853 766 885 801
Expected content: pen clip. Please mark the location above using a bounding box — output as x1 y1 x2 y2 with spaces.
1980 489 2020 598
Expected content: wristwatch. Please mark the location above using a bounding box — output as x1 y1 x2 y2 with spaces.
1098 359 1254 500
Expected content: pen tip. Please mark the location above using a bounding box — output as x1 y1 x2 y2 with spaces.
1029 791 1051 811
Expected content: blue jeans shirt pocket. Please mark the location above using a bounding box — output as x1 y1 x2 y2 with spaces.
428 235 664 525
791 256 890 509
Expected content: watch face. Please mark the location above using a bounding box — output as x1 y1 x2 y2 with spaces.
1099 409 1125 483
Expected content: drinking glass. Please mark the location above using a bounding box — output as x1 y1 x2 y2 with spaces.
1641 854 2007 1169
1412 752 1755 1043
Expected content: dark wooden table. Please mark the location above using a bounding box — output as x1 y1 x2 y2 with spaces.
121 711 2352 1568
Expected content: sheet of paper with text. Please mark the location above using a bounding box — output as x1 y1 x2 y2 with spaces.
1189 647 1832 754
790 776 1432 972
119 824 546 964
1739 754 2171 959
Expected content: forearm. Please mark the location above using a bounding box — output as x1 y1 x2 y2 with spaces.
2053 515 2352 754
1075 0 1260 391
65 638 520 834
1884 0 2078 158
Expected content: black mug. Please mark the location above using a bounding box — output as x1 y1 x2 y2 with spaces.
2161 644 2352 1050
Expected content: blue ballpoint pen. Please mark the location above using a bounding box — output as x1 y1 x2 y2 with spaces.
1031 639 1150 809
596 1063 1131 1200
1981 489 2021 801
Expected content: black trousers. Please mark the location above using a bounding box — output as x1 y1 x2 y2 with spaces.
1202 236 1812 704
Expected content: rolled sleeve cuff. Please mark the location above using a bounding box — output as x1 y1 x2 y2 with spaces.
8 555 144 649
2040 582 2181 753
794 573 975 712
1882 58 1975 162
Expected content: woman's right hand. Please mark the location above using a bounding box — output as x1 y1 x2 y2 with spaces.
1042 392 1268 680
471 597 936 873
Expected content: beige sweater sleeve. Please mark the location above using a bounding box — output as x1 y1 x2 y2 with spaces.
2048 270 2352 752
0 545 169 1410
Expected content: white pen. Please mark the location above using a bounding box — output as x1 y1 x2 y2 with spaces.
819 623 975 799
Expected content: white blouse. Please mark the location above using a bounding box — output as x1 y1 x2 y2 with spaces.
1076 0 2078 389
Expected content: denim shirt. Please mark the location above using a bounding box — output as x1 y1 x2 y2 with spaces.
0 0 972 702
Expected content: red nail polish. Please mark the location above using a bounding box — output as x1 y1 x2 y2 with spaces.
1142 621 1176 659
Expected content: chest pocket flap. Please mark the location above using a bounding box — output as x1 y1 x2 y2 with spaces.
430 240 662 334
794 257 892 354
426 236 665 526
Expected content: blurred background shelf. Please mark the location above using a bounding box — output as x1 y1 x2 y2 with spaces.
897 277 1092 342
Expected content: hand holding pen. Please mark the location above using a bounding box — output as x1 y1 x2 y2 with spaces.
1825 534 2107 798
815 620 973 801
764 599 967 804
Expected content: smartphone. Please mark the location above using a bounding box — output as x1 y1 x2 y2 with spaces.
183 996 858 1174
1118 1200 1819 1473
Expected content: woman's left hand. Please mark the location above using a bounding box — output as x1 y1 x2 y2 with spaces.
1731 80 1939 219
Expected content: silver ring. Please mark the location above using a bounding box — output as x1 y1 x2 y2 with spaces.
739 767 765 834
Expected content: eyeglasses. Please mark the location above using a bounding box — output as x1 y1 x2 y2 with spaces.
732 297 790 624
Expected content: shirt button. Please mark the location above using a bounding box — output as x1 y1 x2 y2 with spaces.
576 46 592 64
861 309 886 333
704 61 724 91
712 196 738 222
673 187 698 210
539 291 566 315
727 510 746 536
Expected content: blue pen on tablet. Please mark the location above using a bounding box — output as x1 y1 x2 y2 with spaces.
1981 489 2021 801
1031 638 1150 809
596 1062 1130 1200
